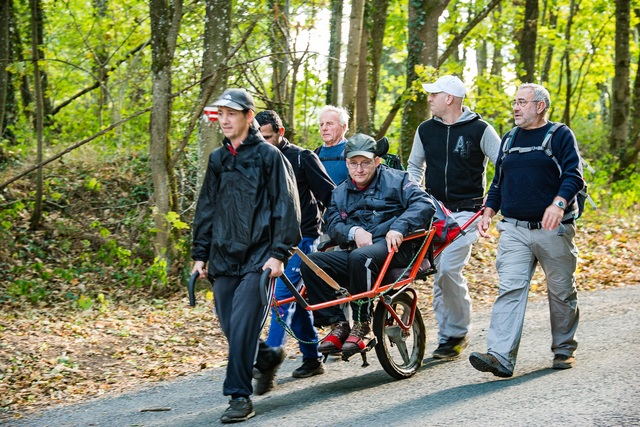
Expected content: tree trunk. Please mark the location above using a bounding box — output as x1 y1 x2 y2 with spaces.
28 0 44 230
270 0 289 114
355 2 370 133
342 0 365 128
149 0 183 271
518 0 538 83
32 0 52 121
400 0 449 163
92 0 109 128
561 0 579 126
368 0 389 133
0 0 10 142
611 0 632 181
197 0 231 188
326 0 343 106
540 4 557 85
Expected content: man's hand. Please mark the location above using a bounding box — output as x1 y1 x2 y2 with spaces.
478 207 496 238
354 228 374 248
386 230 404 253
191 260 207 279
262 257 285 278
542 198 566 231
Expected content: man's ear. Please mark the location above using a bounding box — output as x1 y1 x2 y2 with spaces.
278 127 285 137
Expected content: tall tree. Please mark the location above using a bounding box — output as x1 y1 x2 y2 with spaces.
28 0 44 230
611 0 632 181
399 0 449 162
0 0 10 143
368 0 389 132
518 0 538 83
342 0 365 128
197 0 231 186
270 0 289 113
326 0 343 106
560 0 579 126
148 0 183 269
540 0 557 85
354 2 370 133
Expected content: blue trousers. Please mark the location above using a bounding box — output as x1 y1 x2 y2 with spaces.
266 237 321 361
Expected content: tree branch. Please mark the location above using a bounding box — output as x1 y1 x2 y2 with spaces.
438 0 503 67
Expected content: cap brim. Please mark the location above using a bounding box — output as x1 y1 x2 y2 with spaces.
346 151 375 159
422 83 442 93
213 99 245 110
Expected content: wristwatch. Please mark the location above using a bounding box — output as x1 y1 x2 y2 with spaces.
553 200 566 209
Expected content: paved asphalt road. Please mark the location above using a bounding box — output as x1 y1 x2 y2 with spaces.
6 285 640 427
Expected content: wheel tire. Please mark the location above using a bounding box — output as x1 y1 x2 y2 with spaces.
373 291 426 379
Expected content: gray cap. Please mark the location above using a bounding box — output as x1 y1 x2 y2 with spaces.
345 133 376 159
212 88 256 111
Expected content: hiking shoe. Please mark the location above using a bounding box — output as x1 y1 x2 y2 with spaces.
220 397 255 423
432 336 468 359
255 347 286 396
292 358 325 378
342 321 373 353
553 354 575 369
469 352 513 378
318 321 351 354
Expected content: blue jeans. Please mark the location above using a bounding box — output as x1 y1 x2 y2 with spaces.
266 237 321 360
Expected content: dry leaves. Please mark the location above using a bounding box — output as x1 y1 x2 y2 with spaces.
1 212 638 422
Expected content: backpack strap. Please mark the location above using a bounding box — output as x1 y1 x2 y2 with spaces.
498 123 565 184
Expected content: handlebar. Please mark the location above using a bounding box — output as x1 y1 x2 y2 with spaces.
188 271 199 307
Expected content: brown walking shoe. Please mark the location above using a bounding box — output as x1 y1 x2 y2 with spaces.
342 321 373 353
318 321 351 354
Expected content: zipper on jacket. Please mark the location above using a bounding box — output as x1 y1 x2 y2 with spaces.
444 126 450 200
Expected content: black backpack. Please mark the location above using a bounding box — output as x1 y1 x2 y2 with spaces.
499 122 596 219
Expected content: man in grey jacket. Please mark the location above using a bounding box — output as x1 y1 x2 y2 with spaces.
407 75 500 359
302 133 436 357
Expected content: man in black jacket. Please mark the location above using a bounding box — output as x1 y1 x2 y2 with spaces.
191 89 301 424
301 133 436 357
256 110 335 381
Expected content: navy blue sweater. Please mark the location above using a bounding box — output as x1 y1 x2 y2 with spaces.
485 122 583 222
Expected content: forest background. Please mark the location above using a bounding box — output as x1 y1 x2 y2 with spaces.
1 0 640 419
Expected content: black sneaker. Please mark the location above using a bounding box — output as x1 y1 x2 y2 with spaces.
469 352 513 378
552 354 575 369
255 347 286 396
292 358 325 378
432 336 468 359
220 397 255 423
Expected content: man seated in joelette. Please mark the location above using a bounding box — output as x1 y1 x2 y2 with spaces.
300 133 436 356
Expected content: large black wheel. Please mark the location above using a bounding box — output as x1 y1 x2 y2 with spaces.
373 291 426 379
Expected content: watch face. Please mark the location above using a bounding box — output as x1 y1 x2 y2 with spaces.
555 201 565 208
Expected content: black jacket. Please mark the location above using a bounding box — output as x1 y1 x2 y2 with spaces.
326 166 436 246
278 138 335 239
416 112 491 203
192 128 301 277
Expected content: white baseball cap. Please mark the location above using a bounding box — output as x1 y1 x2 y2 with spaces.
422 75 466 98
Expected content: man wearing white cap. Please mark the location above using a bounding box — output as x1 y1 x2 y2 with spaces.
407 75 501 360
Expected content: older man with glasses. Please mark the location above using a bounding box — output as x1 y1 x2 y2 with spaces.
300 133 436 358
470 83 584 378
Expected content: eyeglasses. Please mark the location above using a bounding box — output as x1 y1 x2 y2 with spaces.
511 99 540 108
346 160 374 170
